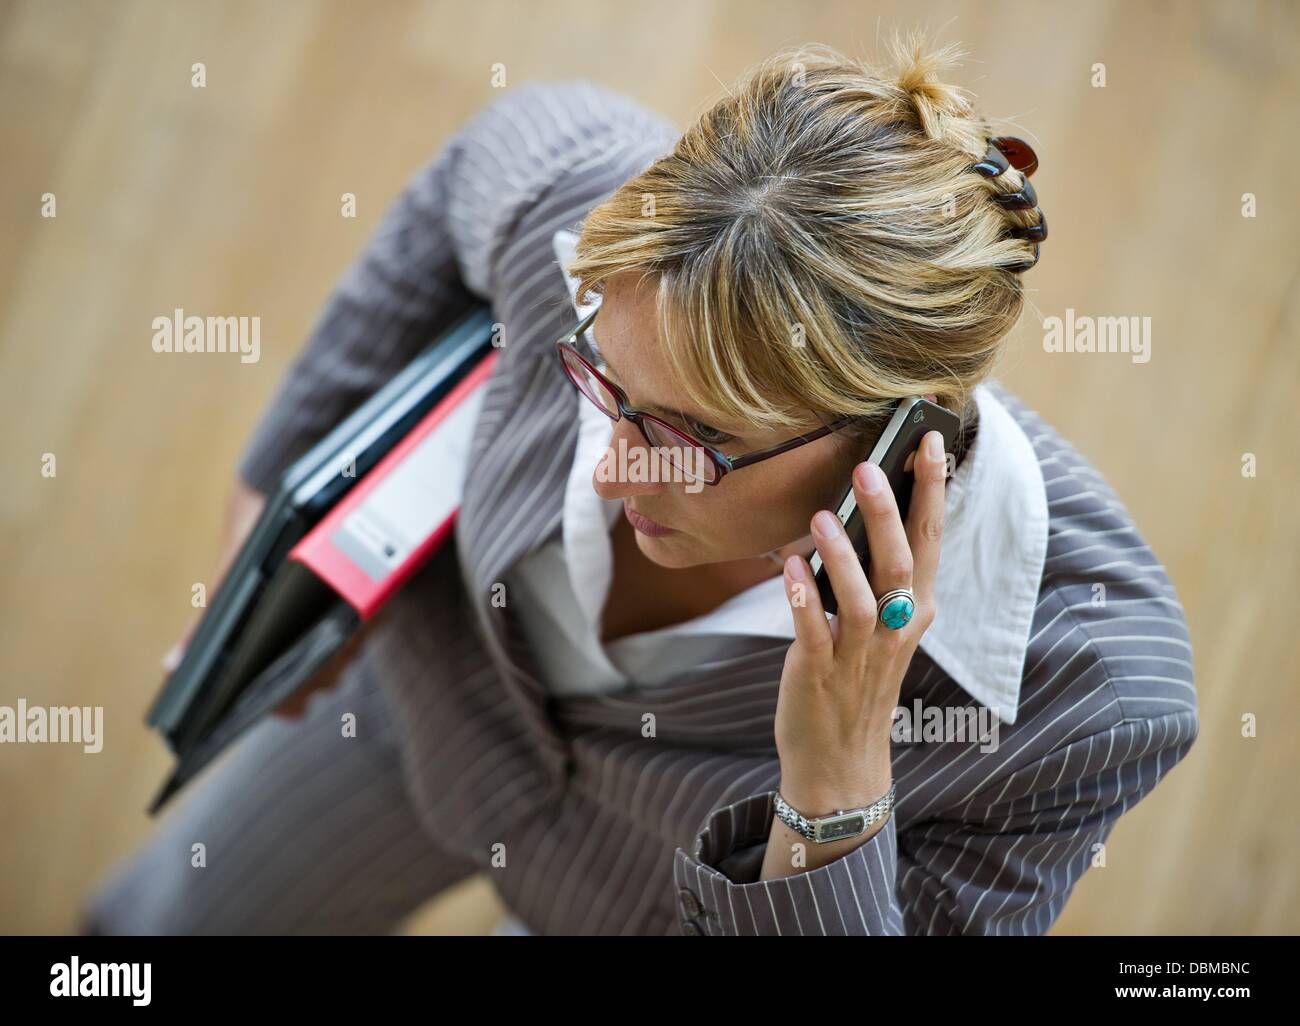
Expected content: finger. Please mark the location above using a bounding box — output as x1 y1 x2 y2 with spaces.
906 430 948 605
273 696 307 720
162 616 201 673
809 508 877 652
853 460 913 602
161 641 183 674
274 627 366 718
783 553 835 660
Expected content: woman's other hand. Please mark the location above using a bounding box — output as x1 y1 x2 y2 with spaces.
161 476 266 676
159 476 355 720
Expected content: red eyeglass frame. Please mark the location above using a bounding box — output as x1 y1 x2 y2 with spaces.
552 305 863 486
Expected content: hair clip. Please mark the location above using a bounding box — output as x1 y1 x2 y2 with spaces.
970 144 1010 178
989 136 1039 177
992 177 1038 210
970 135 1046 272
971 136 1040 180
1006 211 1048 242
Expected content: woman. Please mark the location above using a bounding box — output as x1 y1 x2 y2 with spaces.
82 39 1197 935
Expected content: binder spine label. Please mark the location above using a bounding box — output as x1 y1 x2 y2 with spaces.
290 351 497 619
330 390 481 581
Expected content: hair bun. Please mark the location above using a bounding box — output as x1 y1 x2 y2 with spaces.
888 33 977 142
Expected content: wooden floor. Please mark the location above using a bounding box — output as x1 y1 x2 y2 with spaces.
1 0 1296 935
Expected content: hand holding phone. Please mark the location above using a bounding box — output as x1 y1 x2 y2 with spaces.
772 398 953 827
810 396 960 616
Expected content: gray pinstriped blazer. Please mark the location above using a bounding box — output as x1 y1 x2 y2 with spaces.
236 80 1199 935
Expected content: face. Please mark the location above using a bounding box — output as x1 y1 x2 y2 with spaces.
586 272 869 570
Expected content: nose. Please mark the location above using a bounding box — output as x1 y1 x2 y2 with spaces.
591 416 668 501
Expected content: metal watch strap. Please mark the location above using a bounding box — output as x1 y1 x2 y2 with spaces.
774 781 897 844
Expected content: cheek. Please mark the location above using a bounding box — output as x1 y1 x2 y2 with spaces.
816 435 869 504
811 454 858 512
784 452 866 538
689 454 846 547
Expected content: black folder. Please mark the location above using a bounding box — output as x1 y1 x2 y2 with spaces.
145 303 496 814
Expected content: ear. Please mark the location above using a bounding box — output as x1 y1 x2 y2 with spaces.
923 393 938 404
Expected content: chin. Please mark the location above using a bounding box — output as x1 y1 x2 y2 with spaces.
633 532 696 568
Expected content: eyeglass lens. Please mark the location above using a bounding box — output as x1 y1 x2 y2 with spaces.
559 347 717 484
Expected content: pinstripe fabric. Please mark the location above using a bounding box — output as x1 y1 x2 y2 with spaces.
86 81 1198 936
81 658 482 934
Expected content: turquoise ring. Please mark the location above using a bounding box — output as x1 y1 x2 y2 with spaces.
876 588 915 630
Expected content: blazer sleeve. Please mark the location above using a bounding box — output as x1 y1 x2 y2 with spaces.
235 82 614 494
671 707 1199 935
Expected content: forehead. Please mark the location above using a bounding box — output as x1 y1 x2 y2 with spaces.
582 274 824 439
586 296 726 428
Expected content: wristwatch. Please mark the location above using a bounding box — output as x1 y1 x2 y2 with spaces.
774 781 897 843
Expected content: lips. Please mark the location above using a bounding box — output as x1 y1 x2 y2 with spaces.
629 507 666 528
623 501 674 536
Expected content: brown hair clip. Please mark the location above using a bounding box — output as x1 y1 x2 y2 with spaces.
971 135 1047 271
989 136 1038 176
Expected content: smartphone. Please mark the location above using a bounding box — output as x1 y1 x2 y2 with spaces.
809 396 962 616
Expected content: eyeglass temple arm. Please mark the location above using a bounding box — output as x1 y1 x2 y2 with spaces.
725 415 861 471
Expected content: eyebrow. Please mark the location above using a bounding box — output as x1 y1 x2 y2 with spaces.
588 320 732 434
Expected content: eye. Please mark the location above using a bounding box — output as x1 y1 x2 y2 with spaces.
688 419 734 447
599 363 734 445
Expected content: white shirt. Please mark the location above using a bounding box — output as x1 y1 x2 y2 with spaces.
503 229 1050 727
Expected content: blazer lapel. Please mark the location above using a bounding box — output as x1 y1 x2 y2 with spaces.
454 321 583 788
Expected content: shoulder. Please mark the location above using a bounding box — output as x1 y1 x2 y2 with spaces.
467 78 678 140
443 79 679 299
986 381 1198 751
451 78 679 198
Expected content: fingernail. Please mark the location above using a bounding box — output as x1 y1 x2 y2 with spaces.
926 431 945 462
813 510 839 538
785 555 806 581
857 463 884 495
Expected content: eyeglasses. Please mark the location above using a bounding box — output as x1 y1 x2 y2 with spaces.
552 305 862 486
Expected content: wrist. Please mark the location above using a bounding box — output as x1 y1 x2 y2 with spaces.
779 756 892 814
777 774 893 818
770 779 897 855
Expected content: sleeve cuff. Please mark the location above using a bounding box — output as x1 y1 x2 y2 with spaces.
672 790 903 935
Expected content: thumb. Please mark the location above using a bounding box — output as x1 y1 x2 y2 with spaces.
161 618 199 674
162 639 184 674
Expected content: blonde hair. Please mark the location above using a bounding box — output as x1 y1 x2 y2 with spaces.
566 35 1045 441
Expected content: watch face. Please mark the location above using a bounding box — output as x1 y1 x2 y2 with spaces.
816 813 865 842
